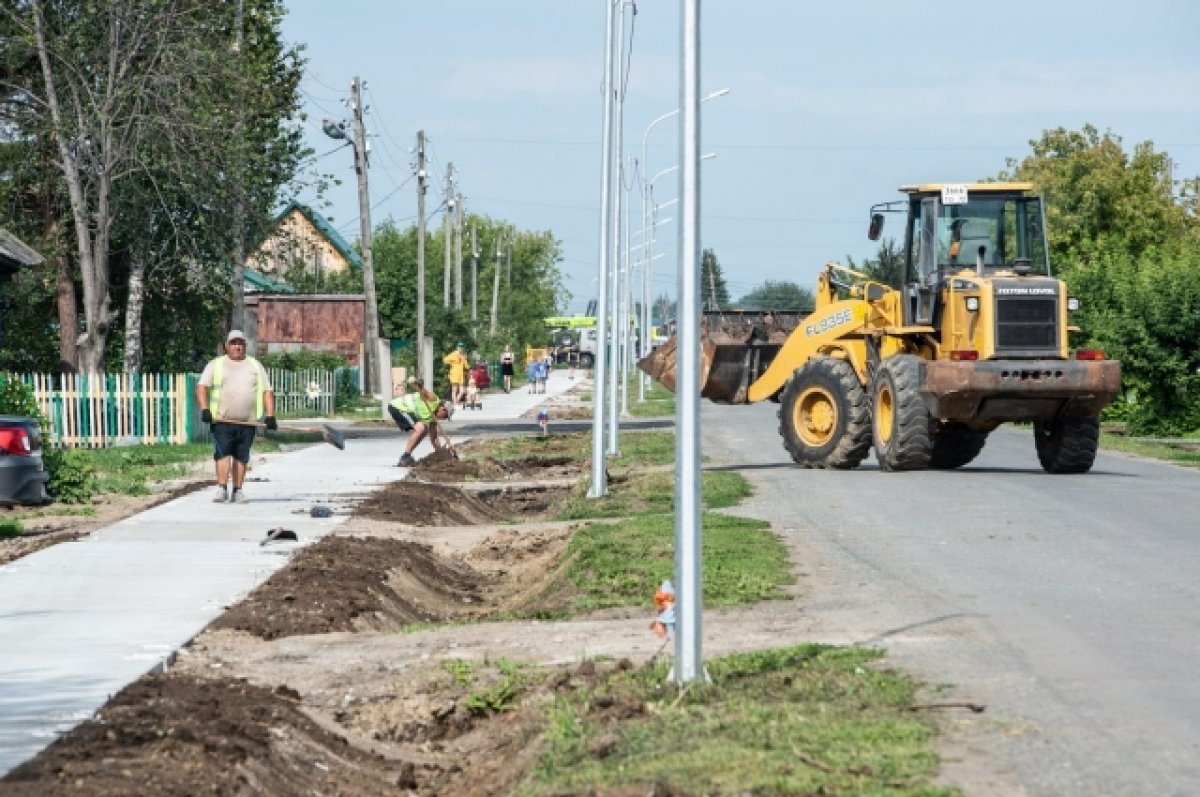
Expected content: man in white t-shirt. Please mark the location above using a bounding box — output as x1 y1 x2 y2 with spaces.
196 330 276 504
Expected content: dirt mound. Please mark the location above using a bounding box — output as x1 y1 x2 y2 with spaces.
353 480 506 525
209 536 491 640
413 447 584 484
2 655 673 797
0 673 401 796
208 523 578 642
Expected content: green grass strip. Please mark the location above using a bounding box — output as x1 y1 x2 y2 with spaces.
520 644 957 797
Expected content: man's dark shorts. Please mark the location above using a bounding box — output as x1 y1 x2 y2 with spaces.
388 404 417 432
211 423 257 463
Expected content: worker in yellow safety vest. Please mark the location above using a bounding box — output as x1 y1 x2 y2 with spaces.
196 330 276 504
388 377 454 467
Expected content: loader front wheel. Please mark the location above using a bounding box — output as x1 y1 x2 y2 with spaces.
778 357 871 469
1034 415 1100 474
872 355 933 472
930 423 988 470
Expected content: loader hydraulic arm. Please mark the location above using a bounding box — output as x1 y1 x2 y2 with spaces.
746 298 871 403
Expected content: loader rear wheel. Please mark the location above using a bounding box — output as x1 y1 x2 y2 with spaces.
1034 415 1100 474
930 423 988 470
778 357 871 469
871 355 933 472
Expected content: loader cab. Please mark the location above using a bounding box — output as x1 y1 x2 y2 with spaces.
898 183 1051 326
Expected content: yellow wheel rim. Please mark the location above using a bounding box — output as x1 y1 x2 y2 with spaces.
794 386 837 447
876 383 894 445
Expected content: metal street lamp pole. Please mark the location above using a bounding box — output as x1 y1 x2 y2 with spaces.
639 89 728 400
607 0 630 457
676 0 703 684
589 0 617 498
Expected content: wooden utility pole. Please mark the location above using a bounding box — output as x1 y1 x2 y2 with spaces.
470 223 478 324
454 192 464 309
229 0 246 333
489 229 503 335
351 76 381 394
443 163 454 307
415 130 427 384
506 228 513 288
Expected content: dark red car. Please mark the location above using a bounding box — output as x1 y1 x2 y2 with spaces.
468 362 491 390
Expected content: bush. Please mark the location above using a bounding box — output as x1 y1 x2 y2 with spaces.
258 350 349 372
0 374 39 417
334 368 361 411
43 448 96 504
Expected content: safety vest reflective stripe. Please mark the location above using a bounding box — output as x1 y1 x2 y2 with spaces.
210 356 265 419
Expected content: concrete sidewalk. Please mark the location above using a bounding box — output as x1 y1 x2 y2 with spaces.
0 368 580 775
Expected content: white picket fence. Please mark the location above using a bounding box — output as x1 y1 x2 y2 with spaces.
11 368 338 448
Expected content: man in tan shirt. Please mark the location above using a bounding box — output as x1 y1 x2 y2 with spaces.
196 330 276 503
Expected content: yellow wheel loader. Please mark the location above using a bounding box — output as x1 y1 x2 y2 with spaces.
639 182 1121 473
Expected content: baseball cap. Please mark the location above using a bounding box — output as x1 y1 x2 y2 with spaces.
226 330 246 343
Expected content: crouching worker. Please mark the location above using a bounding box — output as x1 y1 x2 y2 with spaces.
388 379 455 466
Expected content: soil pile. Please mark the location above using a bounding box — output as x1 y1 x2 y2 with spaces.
353 481 506 526
209 536 493 639
412 447 584 484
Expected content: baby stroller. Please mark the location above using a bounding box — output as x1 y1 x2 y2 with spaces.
463 375 482 410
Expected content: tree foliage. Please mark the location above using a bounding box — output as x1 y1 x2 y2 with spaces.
700 248 729 310
845 237 905 289
736 280 815 311
0 0 307 372
370 214 567 395
1000 125 1200 433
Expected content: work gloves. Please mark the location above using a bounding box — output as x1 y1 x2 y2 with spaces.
264 416 278 431
201 409 213 424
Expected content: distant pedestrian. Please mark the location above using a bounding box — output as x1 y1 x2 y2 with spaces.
442 341 469 406
526 357 539 394
196 330 276 504
535 357 548 394
500 344 515 393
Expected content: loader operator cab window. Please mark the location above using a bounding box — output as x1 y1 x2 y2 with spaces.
936 196 1050 276
904 190 1052 325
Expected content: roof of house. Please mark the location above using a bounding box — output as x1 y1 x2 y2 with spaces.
245 267 296 293
0 227 44 272
269 201 363 270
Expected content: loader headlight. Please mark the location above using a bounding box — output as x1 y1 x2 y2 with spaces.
1067 297 1080 312
964 296 980 312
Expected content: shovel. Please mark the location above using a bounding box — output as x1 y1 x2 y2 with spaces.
216 418 345 450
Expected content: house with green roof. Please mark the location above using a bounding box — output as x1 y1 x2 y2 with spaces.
1 227 43 278
245 201 362 283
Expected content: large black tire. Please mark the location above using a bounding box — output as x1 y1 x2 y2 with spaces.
777 357 872 469
1034 415 1100 474
930 423 988 470
871 355 933 472
577 352 595 368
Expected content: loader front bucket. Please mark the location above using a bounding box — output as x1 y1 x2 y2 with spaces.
638 310 806 404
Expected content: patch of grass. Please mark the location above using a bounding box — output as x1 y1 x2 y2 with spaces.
440 658 478 687
1100 432 1200 467
470 430 677 470
464 659 528 716
524 510 792 617
611 430 676 468
625 377 675 418
520 645 957 797
86 443 216 496
0 518 22 538
556 469 752 520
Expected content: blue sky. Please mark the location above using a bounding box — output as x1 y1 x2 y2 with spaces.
281 1 1200 315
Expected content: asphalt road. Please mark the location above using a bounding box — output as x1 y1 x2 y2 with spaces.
700 401 1200 797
